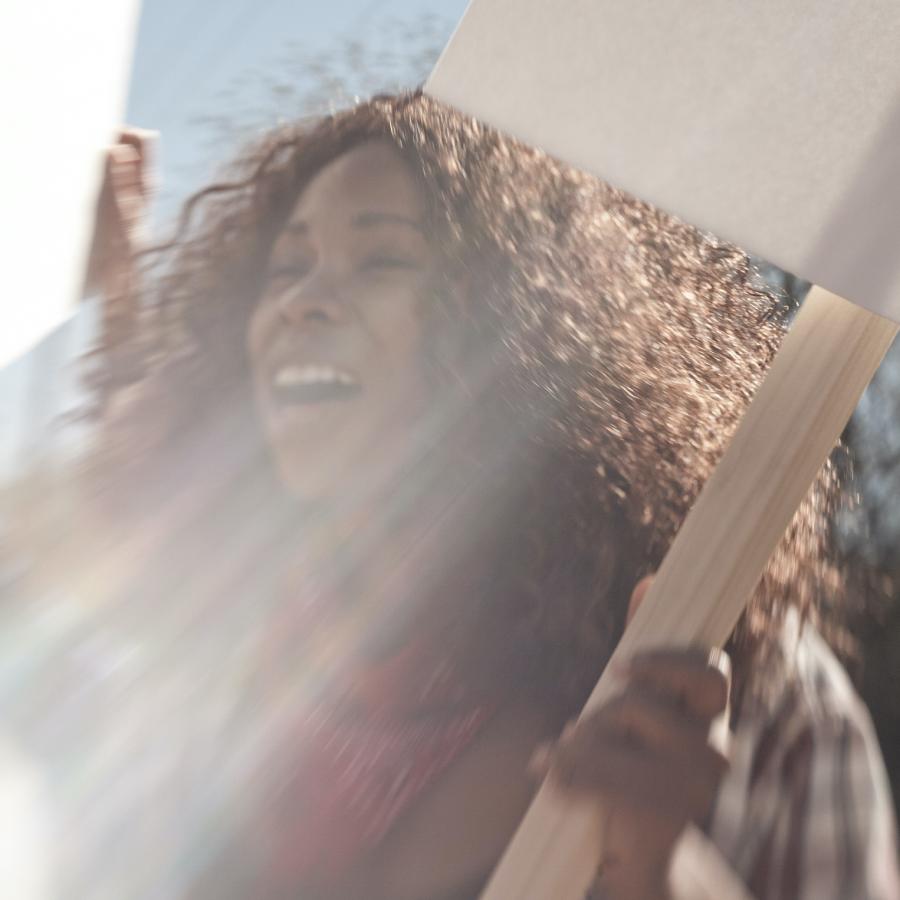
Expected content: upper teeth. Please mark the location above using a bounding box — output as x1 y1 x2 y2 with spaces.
273 365 357 387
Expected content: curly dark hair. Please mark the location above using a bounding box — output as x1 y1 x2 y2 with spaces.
84 90 848 711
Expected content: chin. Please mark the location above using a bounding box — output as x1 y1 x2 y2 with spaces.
266 418 416 511
274 456 338 505
271 446 371 512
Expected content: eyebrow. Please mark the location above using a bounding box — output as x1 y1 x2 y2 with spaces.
281 211 426 237
353 211 426 234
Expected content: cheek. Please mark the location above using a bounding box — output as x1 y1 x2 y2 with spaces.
246 297 277 375
367 295 427 383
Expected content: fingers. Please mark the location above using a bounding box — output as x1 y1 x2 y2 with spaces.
599 689 713 757
106 128 157 222
117 127 156 154
103 129 157 251
534 715 728 824
116 128 157 198
107 145 145 235
546 688 730 780
83 128 157 299
528 644 732 829
621 646 731 720
625 574 654 627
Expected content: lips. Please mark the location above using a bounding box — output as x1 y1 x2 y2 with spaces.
269 363 363 407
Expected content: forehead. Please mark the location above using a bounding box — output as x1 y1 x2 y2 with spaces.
289 140 425 224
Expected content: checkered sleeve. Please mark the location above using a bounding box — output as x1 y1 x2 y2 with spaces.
785 712 899 900
739 658 900 899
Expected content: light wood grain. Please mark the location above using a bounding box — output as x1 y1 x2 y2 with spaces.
480 285 898 899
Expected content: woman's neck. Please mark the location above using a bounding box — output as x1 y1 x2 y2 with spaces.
282 459 478 659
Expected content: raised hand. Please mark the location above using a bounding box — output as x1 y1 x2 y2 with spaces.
530 581 732 900
82 128 156 300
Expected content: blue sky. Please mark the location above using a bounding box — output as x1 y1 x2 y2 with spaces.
127 0 467 221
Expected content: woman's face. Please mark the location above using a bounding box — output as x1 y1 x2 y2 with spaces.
248 140 440 505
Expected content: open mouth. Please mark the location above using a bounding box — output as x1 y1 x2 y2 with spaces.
270 364 363 406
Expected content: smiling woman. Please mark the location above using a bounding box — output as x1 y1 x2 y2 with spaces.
248 141 437 503
5 92 897 900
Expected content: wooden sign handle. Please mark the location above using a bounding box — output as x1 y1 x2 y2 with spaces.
480 286 898 899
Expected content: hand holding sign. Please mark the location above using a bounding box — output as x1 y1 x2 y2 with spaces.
530 579 733 899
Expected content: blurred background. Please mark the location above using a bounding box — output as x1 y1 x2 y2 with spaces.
1 0 897 804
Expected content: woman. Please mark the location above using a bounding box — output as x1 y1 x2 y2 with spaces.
6 92 897 899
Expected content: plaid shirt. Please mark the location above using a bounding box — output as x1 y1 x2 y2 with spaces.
664 608 900 900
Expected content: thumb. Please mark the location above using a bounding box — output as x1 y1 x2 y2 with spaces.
626 574 655 628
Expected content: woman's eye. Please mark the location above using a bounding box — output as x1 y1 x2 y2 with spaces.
267 264 312 286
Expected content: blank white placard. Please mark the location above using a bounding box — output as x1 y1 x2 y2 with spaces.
427 0 900 322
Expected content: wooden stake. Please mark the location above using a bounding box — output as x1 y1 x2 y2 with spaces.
480 285 898 899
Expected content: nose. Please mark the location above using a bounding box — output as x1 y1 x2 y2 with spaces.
276 267 349 328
